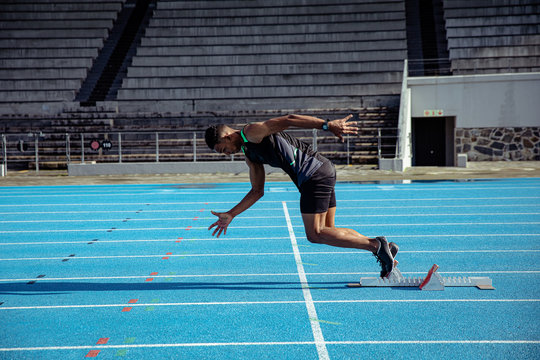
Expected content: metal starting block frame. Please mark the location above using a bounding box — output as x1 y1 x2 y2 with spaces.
348 264 495 290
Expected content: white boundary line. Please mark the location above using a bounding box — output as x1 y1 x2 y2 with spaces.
1 299 539 311
0 339 538 352
282 201 329 360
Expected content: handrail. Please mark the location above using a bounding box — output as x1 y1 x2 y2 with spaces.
1 126 399 171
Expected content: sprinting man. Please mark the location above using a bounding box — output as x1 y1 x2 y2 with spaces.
204 114 397 278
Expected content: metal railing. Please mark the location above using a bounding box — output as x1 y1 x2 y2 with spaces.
408 58 452 77
1 127 398 175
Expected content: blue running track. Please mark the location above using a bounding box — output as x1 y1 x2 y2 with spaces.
0 178 539 359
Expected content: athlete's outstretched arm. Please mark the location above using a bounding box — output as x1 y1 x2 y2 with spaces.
244 114 359 143
208 158 265 237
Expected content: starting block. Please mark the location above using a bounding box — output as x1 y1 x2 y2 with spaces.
347 264 494 290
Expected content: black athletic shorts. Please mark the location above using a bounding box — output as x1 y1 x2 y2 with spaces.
299 160 336 214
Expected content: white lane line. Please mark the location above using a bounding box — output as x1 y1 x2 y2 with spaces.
326 340 540 345
1 299 539 311
387 233 540 238
0 185 538 198
0 236 289 246
2 212 538 224
1 249 539 262
1 270 538 283
1 234 539 246
283 201 329 360
0 339 538 352
2 221 540 233
0 197 538 207
0 252 294 261
1 204 539 215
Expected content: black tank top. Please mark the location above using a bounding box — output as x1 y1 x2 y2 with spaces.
240 128 325 187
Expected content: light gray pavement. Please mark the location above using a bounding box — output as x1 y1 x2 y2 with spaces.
1 161 539 186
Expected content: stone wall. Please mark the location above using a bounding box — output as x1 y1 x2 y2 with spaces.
455 127 540 161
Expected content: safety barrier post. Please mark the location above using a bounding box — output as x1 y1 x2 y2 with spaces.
346 134 350 165
118 133 122 163
66 133 71 164
193 132 197 162
34 133 39 173
81 134 85 163
1 134 6 176
155 132 159 162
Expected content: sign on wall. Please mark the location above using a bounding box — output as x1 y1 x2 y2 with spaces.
424 109 444 117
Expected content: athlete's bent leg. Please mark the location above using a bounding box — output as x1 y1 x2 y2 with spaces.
302 212 379 253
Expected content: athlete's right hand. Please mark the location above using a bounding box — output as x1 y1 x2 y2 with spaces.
208 211 234 237
329 114 359 142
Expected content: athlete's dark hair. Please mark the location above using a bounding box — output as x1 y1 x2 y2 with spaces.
205 125 223 150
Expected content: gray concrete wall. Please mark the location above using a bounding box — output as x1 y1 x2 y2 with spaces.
408 72 540 128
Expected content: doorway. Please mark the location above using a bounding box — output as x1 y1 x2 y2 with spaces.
412 117 455 166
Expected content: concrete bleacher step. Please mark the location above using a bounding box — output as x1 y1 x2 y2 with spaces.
0 79 82 90
155 1 404 16
0 28 109 39
0 68 87 80
157 0 403 9
0 19 114 30
444 5 540 17
130 51 406 67
447 35 540 48
452 57 540 71
150 11 404 27
116 96 400 113
121 73 402 89
0 48 98 59
0 58 93 69
0 90 76 102
0 2 123 12
447 25 540 38
451 46 540 59
0 11 120 21
145 21 405 38
127 62 404 78
136 39 406 56
0 38 104 48
445 14 540 28
117 84 401 101
141 31 406 47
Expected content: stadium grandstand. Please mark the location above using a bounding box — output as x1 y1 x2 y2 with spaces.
0 0 538 174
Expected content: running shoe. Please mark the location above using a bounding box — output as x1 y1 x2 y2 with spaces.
373 236 395 278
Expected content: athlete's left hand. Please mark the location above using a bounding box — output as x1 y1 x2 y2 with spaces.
208 211 234 237
329 114 359 142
